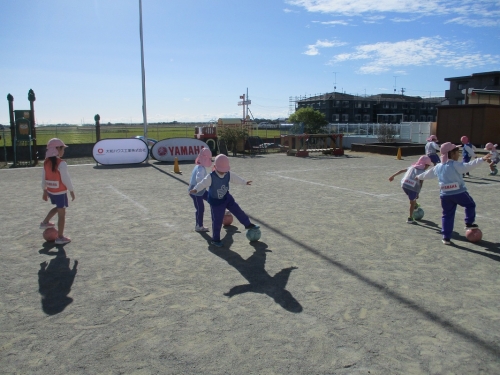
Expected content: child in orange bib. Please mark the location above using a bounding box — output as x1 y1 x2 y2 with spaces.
40 138 75 245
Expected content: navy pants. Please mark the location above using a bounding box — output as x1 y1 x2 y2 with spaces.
440 192 476 240
428 153 440 165
210 192 251 242
190 191 208 227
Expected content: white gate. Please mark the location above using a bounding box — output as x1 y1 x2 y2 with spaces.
401 122 431 143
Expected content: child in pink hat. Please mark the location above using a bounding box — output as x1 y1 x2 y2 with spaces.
188 147 213 232
189 154 259 247
388 155 433 224
416 142 490 245
460 135 476 177
425 135 440 165
40 138 75 245
484 143 499 175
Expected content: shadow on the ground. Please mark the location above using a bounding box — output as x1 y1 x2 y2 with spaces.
198 227 302 313
38 247 78 315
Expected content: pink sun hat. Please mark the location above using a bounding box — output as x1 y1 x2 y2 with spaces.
460 136 469 144
47 138 67 148
195 147 212 167
440 142 459 163
426 135 438 142
412 155 433 170
484 143 498 151
214 154 230 173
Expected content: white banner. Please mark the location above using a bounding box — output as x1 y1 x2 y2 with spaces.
151 138 209 162
93 138 149 165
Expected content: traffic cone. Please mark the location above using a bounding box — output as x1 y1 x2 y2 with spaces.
173 157 182 174
396 147 402 160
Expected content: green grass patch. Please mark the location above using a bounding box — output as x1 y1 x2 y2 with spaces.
1 125 283 146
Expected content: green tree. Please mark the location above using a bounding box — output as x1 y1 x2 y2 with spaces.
217 126 248 156
288 107 328 134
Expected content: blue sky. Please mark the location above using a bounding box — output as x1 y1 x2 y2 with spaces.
1 0 499 125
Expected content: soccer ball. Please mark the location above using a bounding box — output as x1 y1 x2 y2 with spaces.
246 228 261 242
413 207 424 221
43 228 58 242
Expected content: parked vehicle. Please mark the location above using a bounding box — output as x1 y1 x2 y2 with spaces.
133 136 158 147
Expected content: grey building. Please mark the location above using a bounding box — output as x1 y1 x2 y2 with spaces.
444 71 500 105
295 92 444 124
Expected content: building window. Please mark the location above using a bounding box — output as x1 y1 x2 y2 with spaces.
403 115 408 121
457 99 465 105
355 114 361 122
342 101 349 108
410 115 415 121
402 103 408 109
392 103 398 109
427 115 434 121
355 102 362 108
458 82 468 90
335 100 341 107
410 103 416 109
342 114 349 122
332 114 339 122
364 102 370 108
383 103 390 109
420 115 426 121
363 114 370 122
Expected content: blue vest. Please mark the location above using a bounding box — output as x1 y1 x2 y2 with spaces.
207 171 230 206
462 143 473 159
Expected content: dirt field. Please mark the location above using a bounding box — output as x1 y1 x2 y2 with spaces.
1 151 499 374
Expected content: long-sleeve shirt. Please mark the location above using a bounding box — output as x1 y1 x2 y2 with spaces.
416 158 484 196
193 171 247 193
188 165 209 196
425 141 439 155
41 160 74 193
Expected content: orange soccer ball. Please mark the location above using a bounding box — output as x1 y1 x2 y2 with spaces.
223 211 233 226
465 228 482 243
43 228 59 242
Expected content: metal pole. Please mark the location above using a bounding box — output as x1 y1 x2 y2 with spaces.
139 0 148 154
1 125 7 164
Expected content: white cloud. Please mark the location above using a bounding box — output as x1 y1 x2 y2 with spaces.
286 0 499 26
314 20 350 26
304 39 347 55
328 36 500 73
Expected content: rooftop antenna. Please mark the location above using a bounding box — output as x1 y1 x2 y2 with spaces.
393 76 398 94
401 88 406 96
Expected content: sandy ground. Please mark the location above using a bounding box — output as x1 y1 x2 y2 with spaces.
1 151 499 374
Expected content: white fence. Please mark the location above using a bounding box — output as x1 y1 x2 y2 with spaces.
326 122 432 143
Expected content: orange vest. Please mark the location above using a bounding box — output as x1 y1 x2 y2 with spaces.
44 158 67 193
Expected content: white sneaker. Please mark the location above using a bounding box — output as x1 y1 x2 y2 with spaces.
55 236 71 245
39 221 55 229
195 225 210 232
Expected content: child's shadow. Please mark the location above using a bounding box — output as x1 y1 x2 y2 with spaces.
200 227 303 313
38 247 78 315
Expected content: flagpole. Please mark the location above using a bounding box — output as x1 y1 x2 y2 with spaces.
139 0 148 154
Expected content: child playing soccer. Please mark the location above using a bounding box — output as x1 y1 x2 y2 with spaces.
416 142 491 245
484 143 499 175
388 155 433 224
40 138 75 245
460 135 476 177
188 147 212 232
425 135 440 165
189 154 259 247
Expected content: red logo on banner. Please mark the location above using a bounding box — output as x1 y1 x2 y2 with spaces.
98 148 104 154
158 146 167 156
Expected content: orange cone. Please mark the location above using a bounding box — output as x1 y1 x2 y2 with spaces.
396 147 402 160
173 157 182 174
